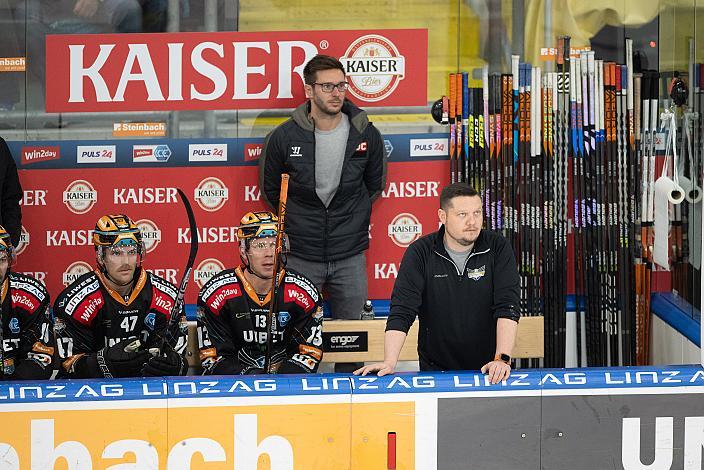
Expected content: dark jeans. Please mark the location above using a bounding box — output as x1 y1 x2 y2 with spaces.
286 251 368 320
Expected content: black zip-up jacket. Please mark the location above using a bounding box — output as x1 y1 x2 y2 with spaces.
386 226 521 371
259 100 387 262
0 137 22 247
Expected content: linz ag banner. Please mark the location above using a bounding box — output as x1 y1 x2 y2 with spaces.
45 29 428 113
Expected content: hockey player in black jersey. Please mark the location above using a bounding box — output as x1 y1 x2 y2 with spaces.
54 214 188 379
0 225 54 380
197 211 324 374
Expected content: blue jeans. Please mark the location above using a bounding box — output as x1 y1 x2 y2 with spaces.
286 252 368 320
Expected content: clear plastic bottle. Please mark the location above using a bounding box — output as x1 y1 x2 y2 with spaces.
360 300 375 320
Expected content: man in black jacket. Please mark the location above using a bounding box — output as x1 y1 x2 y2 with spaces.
355 183 520 384
0 137 22 247
259 54 386 327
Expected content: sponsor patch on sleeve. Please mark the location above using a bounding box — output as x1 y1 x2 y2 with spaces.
72 291 104 326
150 289 175 316
206 284 242 314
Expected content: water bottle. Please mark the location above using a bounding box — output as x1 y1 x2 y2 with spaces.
360 300 375 320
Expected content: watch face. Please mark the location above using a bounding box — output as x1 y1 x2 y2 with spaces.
498 353 511 363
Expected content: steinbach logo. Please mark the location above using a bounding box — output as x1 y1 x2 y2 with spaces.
63 261 93 286
194 258 226 289
136 219 161 254
113 122 166 137
76 145 116 164
133 144 171 163
15 226 29 255
340 34 406 102
244 143 263 162
387 213 422 247
63 180 98 214
194 177 229 212
21 146 60 165
189 143 227 162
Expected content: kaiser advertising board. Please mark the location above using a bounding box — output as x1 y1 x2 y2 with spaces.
45 29 428 112
11 136 449 305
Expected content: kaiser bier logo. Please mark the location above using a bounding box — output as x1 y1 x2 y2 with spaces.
136 219 161 254
63 180 97 214
63 261 93 286
194 258 225 289
340 35 406 102
194 177 229 212
15 226 29 255
387 213 422 247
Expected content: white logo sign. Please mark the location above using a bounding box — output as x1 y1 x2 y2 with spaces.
15 226 29 255
63 261 93 286
340 34 406 102
194 177 229 212
409 138 448 157
388 213 422 247
136 219 161 254
76 145 116 164
63 180 98 214
189 143 228 162
194 258 226 289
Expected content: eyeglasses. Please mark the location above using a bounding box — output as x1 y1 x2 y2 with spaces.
249 241 277 252
312 82 349 93
107 246 139 257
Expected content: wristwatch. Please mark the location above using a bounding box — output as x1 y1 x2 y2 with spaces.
494 353 511 364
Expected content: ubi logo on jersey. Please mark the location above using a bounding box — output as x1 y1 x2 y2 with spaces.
15 226 29 255
388 213 422 247
194 177 229 212
136 219 161 253
63 180 98 214
194 258 225 289
188 143 227 162
76 145 116 163
340 34 406 102
244 143 263 161
63 261 92 286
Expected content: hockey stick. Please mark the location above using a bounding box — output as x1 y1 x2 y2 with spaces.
264 173 290 373
160 188 199 353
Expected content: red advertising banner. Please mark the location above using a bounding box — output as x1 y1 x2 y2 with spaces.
45 29 428 113
15 162 448 304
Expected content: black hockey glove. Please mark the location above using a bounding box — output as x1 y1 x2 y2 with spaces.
94 338 151 378
142 344 188 377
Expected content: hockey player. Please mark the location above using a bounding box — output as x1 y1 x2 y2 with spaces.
197 211 324 374
54 214 187 378
0 225 54 380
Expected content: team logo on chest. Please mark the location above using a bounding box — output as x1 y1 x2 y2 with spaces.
467 265 486 281
289 146 302 158
278 311 291 328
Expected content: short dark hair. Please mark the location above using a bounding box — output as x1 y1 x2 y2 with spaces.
303 55 346 85
440 183 480 210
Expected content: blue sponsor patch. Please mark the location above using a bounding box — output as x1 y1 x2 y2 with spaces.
278 311 291 328
144 312 156 330
9 317 20 334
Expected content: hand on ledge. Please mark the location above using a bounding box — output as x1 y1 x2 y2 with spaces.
353 362 395 377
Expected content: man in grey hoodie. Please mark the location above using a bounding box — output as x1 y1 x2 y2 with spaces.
259 55 387 371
